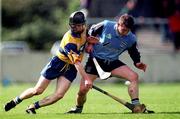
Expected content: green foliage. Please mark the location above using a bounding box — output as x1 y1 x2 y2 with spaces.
2 0 81 50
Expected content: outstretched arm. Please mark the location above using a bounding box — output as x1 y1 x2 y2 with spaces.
74 62 93 88
128 42 147 72
128 42 140 64
63 43 93 88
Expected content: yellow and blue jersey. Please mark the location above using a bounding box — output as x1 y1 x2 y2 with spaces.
41 30 86 82
56 30 86 64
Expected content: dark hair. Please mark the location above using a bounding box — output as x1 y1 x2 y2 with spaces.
69 11 86 25
119 14 134 29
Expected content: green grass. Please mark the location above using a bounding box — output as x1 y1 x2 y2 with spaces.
0 83 180 119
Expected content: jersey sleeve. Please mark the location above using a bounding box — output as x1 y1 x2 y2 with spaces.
59 32 83 64
88 21 105 36
64 43 82 64
128 42 141 64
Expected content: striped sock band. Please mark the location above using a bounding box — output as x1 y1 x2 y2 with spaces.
131 98 140 105
14 96 22 104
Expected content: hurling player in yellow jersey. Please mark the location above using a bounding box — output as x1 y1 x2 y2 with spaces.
4 11 92 114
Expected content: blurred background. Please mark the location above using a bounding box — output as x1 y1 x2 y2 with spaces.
0 0 180 86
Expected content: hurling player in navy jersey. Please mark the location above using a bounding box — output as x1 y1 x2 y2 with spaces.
67 14 147 113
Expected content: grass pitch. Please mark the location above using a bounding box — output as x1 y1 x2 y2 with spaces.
0 83 180 119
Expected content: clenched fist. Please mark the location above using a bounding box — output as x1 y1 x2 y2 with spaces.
85 43 94 53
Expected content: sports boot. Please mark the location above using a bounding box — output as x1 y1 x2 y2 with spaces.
4 100 16 111
26 105 36 114
66 106 83 114
132 104 146 113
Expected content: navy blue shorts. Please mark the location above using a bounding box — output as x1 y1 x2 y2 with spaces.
41 56 77 82
85 56 125 76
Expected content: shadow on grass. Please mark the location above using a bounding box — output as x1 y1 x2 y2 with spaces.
62 111 180 115
156 112 180 114
63 112 145 115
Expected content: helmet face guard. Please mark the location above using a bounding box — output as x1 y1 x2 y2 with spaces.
69 11 86 34
70 24 85 34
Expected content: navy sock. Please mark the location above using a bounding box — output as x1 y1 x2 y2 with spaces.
34 101 40 109
76 105 83 109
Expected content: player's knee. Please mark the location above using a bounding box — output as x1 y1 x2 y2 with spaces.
78 88 88 96
129 72 139 82
33 88 44 95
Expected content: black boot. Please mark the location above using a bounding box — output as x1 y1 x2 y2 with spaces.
26 106 36 114
66 106 83 114
4 100 16 111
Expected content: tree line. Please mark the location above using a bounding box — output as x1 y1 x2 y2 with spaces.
2 0 80 50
